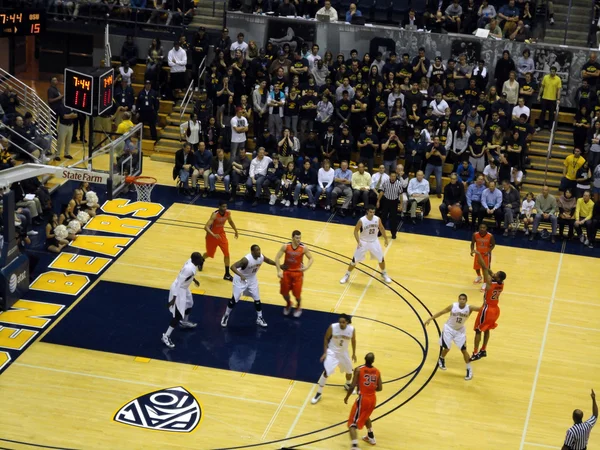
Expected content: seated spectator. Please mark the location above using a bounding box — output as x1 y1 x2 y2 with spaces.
246 147 273 206
315 0 338 21
316 159 335 209
370 165 390 203
174 142 195 194
351 163 372 216
404 9 423 28
457 160 475 190
278 0 296 16
407 170 431 223
0 137 15 170
294 159 318 208
266 154 285 205
424 136 447 198
477 0 497 27
208 148 232 196
395 164 410 214
512 98 530 122
511 166 524 190
345 3 362 23
509 20 530 42
193 142 213 196
280 161 297 206
501 179 520 235
439 173 466 226
331 160 353 216
478 180 503 229
483 160 499 184
520 191 535 235
11 115 42 161
574 190 594 247
530 185 558 243
575 162 591 198
560 148 585 192
230 147 251 201
430 92 449 117
257 127 278 156
590 198 600 248
484 19 503 39
557 188 576 239
444 0 463 32
46 213 68 254
498 0 520 36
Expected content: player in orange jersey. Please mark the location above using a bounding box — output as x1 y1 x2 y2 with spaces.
470 251 506 361
470 223 495 292
275 230 314 317
344 352 382 449
203 200 239 281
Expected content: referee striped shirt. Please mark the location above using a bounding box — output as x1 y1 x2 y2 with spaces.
379 178 403 200
564 415 596 450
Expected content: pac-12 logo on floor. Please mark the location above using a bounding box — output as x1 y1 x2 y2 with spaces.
114 386 202 432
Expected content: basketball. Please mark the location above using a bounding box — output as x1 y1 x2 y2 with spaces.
449 205 463 221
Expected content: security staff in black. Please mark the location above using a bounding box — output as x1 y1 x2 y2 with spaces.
137 80 160 141
377 171 403 239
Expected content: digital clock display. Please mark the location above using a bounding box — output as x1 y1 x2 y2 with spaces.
0 10 45 37
64 69 94 116
98 70 114 116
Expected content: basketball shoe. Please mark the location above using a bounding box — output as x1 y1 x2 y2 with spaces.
465 367 473 381
180 320 197 329
362 436 377 445
220 314 229 328
161 333 175 348
256 316 268 327
438 357 446 370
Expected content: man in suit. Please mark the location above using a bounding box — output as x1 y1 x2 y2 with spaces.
136 80 160 141
208 148 232 196
174 142 196 194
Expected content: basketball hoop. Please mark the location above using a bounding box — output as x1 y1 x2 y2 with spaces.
126 176 157 202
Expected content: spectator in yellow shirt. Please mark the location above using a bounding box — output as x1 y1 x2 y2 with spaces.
560 148 585 192
536 67 562 131
116 112 134 135
574 190 594 246
351 162 372 216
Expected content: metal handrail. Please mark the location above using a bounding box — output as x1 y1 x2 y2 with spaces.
2 126 47 163
179 79 195 123
562 0 574 45
0 67 58 154
196 55 207 90
4 135 43 165
543 102 560 183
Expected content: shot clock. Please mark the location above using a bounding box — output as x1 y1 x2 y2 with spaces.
64 67 114 116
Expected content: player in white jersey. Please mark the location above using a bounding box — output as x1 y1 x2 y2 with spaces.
340 205 392 284
311 313 357 405
220 244 277 328
162 252 205 348
425 293 481 380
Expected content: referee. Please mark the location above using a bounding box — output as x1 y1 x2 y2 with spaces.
563 389 597 450
376 171 402 240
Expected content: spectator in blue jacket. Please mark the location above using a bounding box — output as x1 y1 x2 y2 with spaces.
457 160 475 190
478 180 503 228
193 142 213 196
345 3 362 22
294 159 318 208
466 174 486 228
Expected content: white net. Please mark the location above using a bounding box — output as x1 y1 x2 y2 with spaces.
132 177 157 202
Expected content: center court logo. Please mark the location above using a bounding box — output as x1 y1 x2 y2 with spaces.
114 386 202 433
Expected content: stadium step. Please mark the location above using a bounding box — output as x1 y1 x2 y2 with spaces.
150 152 176 163
529 155 564 172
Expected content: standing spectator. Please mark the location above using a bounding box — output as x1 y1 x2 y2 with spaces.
581 53 600 90
439 173 466 225
376 171 402 238
168 40 188 97
136 80 159 141
268 85 286 141
407 170 431 223
468 124 487 173
466 174 486 227
294 159 317 208
191 28 209 81
315 94 333 136
501 179 520 235
47 77 63 122
331 160 353 216
502 71 519 110
530 185 558 243
516 50 535 83
230 33 248 60
381 129 403 174
208 148 232 196
424 136 447 198
536 67 562 131
588 120 600 171
574 190 595 246
230 147 251 201
216 28 232 53
357 126 379 172
494 51 516 93
562 390 597 450
55 105 78 161
252 80 269 139
180 112 202 151
246 147 272 206
120 35 138 67
560 148 586 193
412 47 430 84
230 107 249 161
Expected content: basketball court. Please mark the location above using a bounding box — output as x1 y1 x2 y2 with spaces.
0 161 598 450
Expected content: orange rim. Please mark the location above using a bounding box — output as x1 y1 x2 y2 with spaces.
126 176 157 185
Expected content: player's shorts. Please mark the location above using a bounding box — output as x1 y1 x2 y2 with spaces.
473 304 500 332
323 348 353 376
168 285 193 318
232 276 260 302
440 324 467 350
205 233 229 258
352 240 384 264
280 271 303 298
348 395 377 430
473 253 491 271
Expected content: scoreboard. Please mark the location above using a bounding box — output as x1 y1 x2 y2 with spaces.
0 10 45 37
64 67 114 116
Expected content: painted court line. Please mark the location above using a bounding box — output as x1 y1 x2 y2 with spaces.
523 443 561 449
285 385 316 439
549 322 600 332
519 250 565 450
261 381 296 441
554 298 600 307
13 363 300 409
